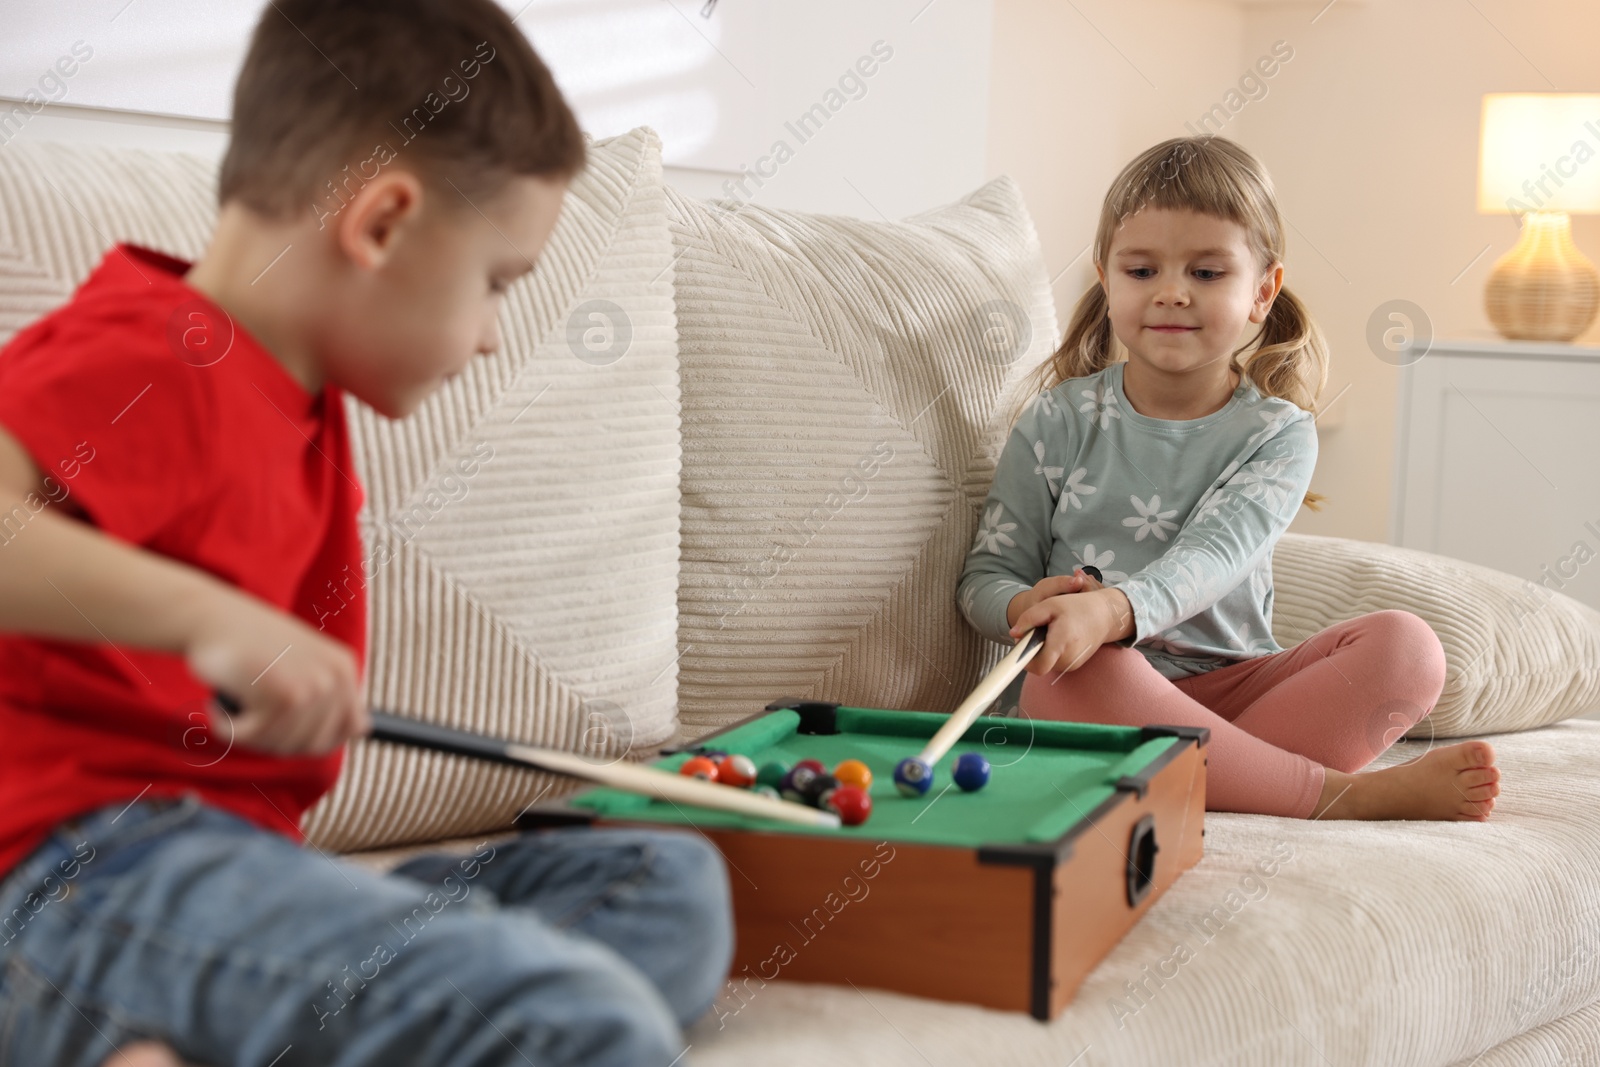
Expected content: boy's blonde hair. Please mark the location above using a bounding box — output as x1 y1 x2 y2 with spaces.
1027 136 1328 510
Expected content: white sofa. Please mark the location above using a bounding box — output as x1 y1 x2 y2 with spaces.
4 128 1600 1067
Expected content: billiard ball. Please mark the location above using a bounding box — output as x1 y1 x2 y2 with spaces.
755 760 791 791
893 757 933 797
953 752 991 792
803 773 840 809
794 758 827 777
717 753 757 788
751 784 781 801
833 758 873 790
781 765 819 803
679 756 719 781
826 785 872 826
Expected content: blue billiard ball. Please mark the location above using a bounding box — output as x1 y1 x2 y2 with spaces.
893 757 933 798
953 752 991 792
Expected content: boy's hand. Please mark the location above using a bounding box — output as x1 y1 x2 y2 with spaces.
1006 568 1122 676
184 589 369 756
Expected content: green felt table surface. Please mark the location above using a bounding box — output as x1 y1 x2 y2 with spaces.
568 707 1179 848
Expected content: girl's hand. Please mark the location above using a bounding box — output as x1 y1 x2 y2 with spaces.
1004 568 1103 629
1008 568 1118 676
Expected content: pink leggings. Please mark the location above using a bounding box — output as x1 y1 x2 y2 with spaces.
1019 609 1448 818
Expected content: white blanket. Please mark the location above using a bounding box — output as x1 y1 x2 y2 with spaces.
686 720 1600 1066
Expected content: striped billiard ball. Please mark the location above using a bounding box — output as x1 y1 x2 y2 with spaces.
893 757 933 798
781 765 819 803
717 753 758 788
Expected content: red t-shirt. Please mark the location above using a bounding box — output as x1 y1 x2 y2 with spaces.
0 242 367 880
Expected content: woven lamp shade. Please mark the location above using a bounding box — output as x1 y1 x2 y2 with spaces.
1478 93 1600 342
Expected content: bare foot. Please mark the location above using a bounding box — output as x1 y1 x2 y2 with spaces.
1312 740 1500 821
105 1042 197 1067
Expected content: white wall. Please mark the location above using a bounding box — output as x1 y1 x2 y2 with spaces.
0 101 228 158
986 0 1600 544
986 0 1247 339
1236 0 1600 543
0 0 993 220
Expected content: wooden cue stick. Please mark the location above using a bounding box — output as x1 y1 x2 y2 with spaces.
916 626 1046 767
210 692 839 829
367 712 840 829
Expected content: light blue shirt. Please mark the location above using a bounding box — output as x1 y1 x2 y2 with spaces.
957 359 1318 688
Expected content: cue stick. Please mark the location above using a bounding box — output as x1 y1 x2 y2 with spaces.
916 625 1047 768
211 693 841 829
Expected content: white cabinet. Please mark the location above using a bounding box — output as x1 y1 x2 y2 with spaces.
1392 338 1600 614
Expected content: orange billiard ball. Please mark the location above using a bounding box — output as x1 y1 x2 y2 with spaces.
717 753 758 788
833 758 873 790
679 756 719 781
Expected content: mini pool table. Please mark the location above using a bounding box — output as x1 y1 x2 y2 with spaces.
517 698 1209 1020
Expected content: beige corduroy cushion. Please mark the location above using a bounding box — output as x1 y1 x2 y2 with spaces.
1270 532 1600 737
0 142 217 339
666 178 1058 735
0 129 681 852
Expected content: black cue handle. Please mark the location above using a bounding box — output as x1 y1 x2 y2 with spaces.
1021 626 1046 656
364 710 527 769
210 689 526 769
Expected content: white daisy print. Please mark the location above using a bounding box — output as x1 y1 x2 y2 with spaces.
1029 390 1060 419
1122 494 1179 542
959 582 979 618
1234 455 1294 514
972 503 1018 555
1144 627 1203 657
1145 552 1205 604
1077 384 1122 431
1235 621 1279 657
1058 467 1097 511
1195 485 1255 528
1073 544 1128 584
1245 406 1298 451
1210 458 1244 486
1032 440 1064 495
1194 489 1231 524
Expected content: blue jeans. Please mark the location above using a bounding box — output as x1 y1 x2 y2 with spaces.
0 792 732 1066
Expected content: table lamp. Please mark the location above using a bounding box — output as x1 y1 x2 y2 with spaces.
1478 93 1600 341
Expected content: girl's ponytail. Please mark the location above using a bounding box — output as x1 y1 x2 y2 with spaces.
1011 282 1119 425
1236 283 1329 511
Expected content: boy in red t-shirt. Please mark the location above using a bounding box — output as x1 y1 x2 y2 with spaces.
0 3 730 1065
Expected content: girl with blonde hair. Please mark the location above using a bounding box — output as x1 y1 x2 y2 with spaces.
958 136 1499 820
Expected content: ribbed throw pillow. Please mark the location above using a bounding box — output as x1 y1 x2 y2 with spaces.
1271 533 1600 737
666 178 1058 735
